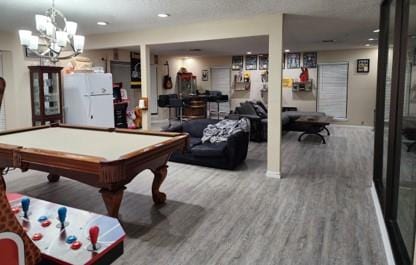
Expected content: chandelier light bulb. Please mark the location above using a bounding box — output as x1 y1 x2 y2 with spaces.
35 15 48 32
73 35 85 51
45 20 54 36
66 21 78 36
29 36 39 50
56 31 68 47
18 30 32 46
51 43 62 53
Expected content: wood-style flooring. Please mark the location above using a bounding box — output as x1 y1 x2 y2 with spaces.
4 125 387 265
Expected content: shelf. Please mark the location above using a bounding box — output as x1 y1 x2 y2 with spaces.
233 81 251 91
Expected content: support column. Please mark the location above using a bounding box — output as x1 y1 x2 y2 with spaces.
266 14 283 179
140 44 151 130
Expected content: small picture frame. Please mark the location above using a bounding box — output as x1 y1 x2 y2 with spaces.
245 55 257 70
202 70 209 81
357 59 370 73
287 53 301 69
303 52 317 68
258 54 269 70
232 56 244 71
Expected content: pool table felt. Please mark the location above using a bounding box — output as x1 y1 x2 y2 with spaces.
0 127 173 160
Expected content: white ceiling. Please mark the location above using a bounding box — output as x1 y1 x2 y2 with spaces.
148 36 269 56
0 0 382 52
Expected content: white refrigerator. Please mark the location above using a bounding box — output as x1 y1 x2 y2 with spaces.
63 73 115 127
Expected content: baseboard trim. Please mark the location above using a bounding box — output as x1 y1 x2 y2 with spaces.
266 171 281 179
332 124 374 129
370 183 395 265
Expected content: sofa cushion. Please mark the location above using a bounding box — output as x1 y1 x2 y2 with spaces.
191 142 228 157
284 111 325 121
188 137 202 149
282 114 291 126
182 119 217 138
238 102 258 116
253 103 267 118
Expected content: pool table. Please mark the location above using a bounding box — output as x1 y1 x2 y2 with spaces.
0 124 188 218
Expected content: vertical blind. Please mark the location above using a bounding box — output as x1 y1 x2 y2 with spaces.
0 52 6 131
210 68 231 113
317 63 349 119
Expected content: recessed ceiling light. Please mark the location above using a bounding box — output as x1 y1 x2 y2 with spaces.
158 13 170 18
246 51 252 55
373 29 380 33
97 21 109 26
368 38 377 41
322 39 336 43
365 44 371 47
284 49 290 53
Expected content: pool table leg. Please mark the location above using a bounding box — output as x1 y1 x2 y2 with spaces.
47 174 60 183
151 165 168 204
100 187 126 218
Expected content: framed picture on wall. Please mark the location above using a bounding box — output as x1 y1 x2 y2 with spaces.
232 56 244 70
287 52 301 69
357 59 370 73
259 54 269 70
202 70 209 81
245 55 257 70
303 52 317 68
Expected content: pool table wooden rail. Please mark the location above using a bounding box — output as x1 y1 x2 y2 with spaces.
0 123 189 218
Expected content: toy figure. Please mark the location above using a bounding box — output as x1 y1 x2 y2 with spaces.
300 67 309 82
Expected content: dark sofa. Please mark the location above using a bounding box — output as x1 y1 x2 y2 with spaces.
232 101 326 141
163 119 250 170
233 101 268 141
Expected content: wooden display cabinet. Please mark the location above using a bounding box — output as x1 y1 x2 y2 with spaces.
28 66 63 126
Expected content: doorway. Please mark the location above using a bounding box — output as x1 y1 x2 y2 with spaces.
210 67 231 117
111 61 141 111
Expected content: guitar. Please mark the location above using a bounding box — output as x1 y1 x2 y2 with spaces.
163 61 173 89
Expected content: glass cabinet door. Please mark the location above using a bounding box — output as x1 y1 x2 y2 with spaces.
32 72 41 116
42 72 61 116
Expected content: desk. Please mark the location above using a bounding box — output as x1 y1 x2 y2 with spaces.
0 124 188 217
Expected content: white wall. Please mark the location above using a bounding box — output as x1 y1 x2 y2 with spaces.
153 55 267 120
0 31 32 129
282 48 378 126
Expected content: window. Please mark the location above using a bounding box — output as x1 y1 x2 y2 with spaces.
317 63 349 119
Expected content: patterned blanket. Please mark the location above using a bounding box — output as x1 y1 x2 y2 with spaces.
202 119 250 144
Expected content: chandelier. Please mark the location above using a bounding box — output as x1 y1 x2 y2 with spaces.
18 0 85 63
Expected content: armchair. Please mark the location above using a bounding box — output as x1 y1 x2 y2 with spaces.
163 119 249 170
